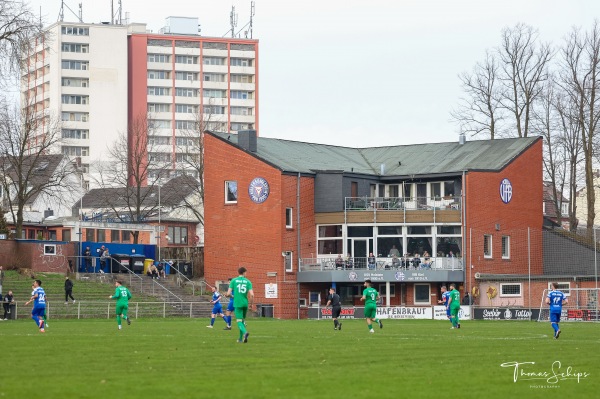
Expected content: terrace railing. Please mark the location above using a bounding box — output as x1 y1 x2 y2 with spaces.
299 256 464 272
345 196 461 211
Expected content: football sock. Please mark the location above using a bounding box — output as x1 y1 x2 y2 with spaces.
222 316 227 324
237 320 247 340
334 320 338 328
552 323 558 333
210 317 215 326
367 323 372 331
117 315 122 326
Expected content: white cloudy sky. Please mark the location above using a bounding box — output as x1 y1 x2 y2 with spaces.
27 0 600 146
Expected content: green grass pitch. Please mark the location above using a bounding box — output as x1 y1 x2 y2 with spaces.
0 318 597 398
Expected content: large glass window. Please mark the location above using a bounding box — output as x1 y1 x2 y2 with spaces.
318 225 343 256
167 226 188 244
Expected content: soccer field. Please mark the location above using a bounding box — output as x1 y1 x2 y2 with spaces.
0 318 597 398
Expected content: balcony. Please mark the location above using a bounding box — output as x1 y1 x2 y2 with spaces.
298 256 464 283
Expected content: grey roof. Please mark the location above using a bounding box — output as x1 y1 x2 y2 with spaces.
209 133 540 177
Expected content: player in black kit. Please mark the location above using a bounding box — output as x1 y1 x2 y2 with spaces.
326 287 342 330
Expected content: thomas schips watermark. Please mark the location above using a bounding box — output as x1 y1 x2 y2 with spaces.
500 361 590 388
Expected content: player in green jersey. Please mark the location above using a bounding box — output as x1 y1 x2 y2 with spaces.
226 267 254 343
360 279 383 333
109 280 132 330
447 283 461 329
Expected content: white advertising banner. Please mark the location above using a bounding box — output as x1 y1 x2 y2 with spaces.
376 306 433 319
433 305 472 320
265 283 278 299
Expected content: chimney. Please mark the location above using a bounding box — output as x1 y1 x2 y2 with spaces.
459 133 466 145
238 130 257 152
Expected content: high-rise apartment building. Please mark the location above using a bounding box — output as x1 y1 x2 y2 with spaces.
23 17 259 184
22 21 135 186
129 17 259 180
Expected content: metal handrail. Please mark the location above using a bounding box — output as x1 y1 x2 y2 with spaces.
299 256 464 272
160 259 206 296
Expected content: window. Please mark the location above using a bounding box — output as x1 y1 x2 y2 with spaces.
561 202 568 215
167 226 188 244
44 244 56 255
500 283 521 297
430 182 441 199
147 53 170 63
379 284 396 297
283 251 293 272
61 43 89 53
175 137 193 146
122 230 131 242
230 123 254 131
309 291 320 305
175 55 198 64
230 90 252 99
230 58 252 67
61 26 89 35
48 230 57 241
203 89 226 98
230 107 253 116
111 230 120 242
62 78 89 87
175 88 199 97
86 229 95 241
61 60 89 70
148 103 170 113
203 57 225 65
444 181 456 197
483 235 492 258
62 129 88 139
148 119 171 129
176 120 198 130
62 229 71 241
414 284 430 304
502 236 510 259
148 152 171 162
317 225 343 255
147 70 170 79
203 105 225 114
203 73 226 82
61 95 89 104
175 71 198 81
299 298 307 307
61 112 89 122
62 146 89 156
175 104 198 113
148 136 170 145
286 208 293 229
549 282 571 296
230 74 253 83
225 181 237 203
147 87 170 96
97 230 106 242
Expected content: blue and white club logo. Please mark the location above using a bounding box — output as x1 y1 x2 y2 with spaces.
499 178 513 204
248 177 270 204
395 272 405 281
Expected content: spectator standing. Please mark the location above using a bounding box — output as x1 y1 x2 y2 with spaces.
84 247 92 272
2 290 14 320
64 276 76 304
99 246 109 272
367 253 376 270
0 265 4 294
326 287 342 331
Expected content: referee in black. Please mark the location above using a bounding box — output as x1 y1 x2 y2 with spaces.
326 287 342 330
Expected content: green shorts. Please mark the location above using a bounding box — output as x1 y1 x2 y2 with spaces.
364 304 377 319
450 307 460 317
234 306 248 320
116 304 129 315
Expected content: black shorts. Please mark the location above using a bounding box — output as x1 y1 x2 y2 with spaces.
332 306 342 319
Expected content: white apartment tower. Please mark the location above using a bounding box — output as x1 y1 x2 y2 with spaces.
22 21 133 186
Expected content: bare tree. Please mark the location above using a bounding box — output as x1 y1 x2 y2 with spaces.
175 124 204 226
91 113 168 243
559 22 600 234
0 102 76 237
451 51 503 139
497 23 553 138
0 0 43 81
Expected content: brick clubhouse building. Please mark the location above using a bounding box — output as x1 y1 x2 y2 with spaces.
204 131 543 319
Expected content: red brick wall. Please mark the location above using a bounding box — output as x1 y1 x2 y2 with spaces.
465 139 543 289
204 134 316 318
